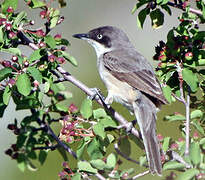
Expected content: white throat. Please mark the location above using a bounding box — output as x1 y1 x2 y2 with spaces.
82 38 112 58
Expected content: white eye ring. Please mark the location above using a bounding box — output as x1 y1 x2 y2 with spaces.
97 34 103 39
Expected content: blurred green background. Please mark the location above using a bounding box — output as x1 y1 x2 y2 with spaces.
0 0 188 179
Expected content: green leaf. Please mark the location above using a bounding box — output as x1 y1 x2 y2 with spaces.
28 49 45 62
131 4 137 14
3 85 11 105
17 154 26 172
38 150 47 165
106 153 116 169
164 114 186 121
0 91 7 117
44 81 50 93
61 51 78 66
71 173 81 180
139 156 147 166
77 141 87 158
49 8 60 29
80 99 92 119
2 0 18 13
90 159 106 170
0 67 12 81
13 11 27 27
55 103 68 112
182 68 198 92
162 137 170 152
162 85 172 103
200 138 205 145
191 110 203 119
1 48 21 56
157 0 163 4
16 73 31 96
176 168 199 180
16 134 27 148
78 161 97 174
27 67 42 83
57 147 68 161
93 123 106 139
191 120 204 135
137 8 148 29
161 4 172 15
163 161 186 170
44 35 56 49
161 0 169 5
0 26 4 43
202 2 205 19
30 0 46 8
99 117 117 128
150 8 164 29
93 108 107 119
27 160 37 171
87 138 103 160
190 142 201 166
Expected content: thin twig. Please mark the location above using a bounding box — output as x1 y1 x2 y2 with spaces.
33 144 59 150
131 170 150 179
95 173 107 180
167 1 203 16
46 123 77 159
185 92 190 156
114 143 148 167
167 150 192 168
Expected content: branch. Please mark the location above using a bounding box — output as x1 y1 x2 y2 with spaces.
132 170 150 179
114 138 148 168
56 65 140 138
185 91 190 156
167 1 203 16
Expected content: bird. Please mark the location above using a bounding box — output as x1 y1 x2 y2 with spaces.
73 26 168 175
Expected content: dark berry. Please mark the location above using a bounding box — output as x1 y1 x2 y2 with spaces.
2 60 11 67
7 124 16 130
12 152 19 159
5 149 13 156
11 144 18 151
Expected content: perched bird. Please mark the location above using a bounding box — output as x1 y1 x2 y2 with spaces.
73 26 168 175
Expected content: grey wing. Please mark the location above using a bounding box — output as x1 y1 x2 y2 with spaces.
103 49 168 105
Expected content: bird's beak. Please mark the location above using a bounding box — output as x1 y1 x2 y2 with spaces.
72 33 89 39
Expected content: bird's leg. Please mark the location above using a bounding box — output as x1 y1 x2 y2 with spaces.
104 92 114 108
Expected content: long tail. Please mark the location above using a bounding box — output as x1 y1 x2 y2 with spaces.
132 93 162 176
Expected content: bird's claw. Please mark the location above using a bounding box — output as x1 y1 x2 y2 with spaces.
88 88 105 101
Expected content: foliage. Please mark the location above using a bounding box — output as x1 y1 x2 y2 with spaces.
0 0 205 180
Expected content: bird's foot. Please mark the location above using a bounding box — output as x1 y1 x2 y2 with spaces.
88 88 105 101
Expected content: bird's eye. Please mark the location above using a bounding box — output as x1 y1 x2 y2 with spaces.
97 34 103 39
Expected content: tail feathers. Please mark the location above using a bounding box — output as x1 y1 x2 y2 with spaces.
143 127 162 175
132 95 162 176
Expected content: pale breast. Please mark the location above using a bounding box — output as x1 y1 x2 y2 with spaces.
98 60 138 111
